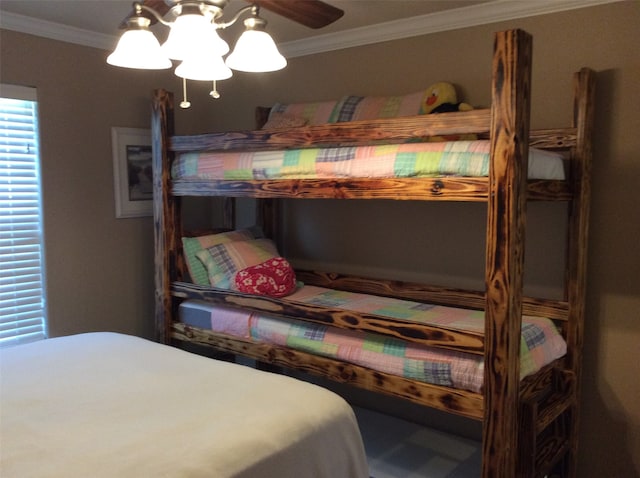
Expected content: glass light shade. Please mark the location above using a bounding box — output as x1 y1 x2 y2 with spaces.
175 55 233 81
162 14 229 61
225 30 287 72
107 29 171 69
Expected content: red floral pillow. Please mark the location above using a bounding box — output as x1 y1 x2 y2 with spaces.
234 257 296 297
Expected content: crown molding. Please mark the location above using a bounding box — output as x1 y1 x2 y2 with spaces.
280 0 624 58
0 11 117 50
0 0 624 57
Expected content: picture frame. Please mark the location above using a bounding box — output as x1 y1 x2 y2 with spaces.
111 127 153 218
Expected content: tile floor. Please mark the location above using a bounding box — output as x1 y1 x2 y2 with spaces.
218 353 482 477
353 407 482 478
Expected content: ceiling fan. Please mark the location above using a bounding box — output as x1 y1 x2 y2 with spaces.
121 0 345 30
109 0 343 106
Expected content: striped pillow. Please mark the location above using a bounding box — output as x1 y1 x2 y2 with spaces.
182 228 259 285
195 238 279 289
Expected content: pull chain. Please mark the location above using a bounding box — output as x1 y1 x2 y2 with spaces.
210 80 221 99
180 77 191 109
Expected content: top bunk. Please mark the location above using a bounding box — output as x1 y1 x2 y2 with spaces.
152 32 593 204
164 110 574 202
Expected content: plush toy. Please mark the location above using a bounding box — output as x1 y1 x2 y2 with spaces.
420 82 473 115
418 82 475 142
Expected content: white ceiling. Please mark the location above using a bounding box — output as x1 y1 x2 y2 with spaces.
0 0 621 58
0 1 491 40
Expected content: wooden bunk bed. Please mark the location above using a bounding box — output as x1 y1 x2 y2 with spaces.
151 29 595 478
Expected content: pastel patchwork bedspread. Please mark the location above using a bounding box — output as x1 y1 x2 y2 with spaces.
179 286 567 393
268 91 429 125
172 140 565 181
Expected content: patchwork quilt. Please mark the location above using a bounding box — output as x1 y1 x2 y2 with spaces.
172 140 565 181
180 286 567 393
268 91 428 125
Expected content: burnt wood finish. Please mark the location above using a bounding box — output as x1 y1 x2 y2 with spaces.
171 109 492 151
152 88 178 344
563 67 596 477
171 176 571 201
171 115 576 154
255 106 270 129
151 29 594 478
482 29 532 478
295 270 570 321
170 281 485 354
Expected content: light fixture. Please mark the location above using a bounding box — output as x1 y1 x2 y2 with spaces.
107 1 287 108
107 16 172 69
175 54 233 81
226 14 287 72
162 13 230 60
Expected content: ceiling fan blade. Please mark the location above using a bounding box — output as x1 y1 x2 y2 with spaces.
118 0 173 29
251 0 344 29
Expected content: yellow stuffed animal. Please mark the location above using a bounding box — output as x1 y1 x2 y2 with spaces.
418 82 475 142
420 82 473 115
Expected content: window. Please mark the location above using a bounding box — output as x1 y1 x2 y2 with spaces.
0 85 47 347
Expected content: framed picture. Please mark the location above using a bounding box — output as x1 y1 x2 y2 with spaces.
111 127 153 218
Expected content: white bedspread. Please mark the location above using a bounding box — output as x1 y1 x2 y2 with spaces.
0 333 368 478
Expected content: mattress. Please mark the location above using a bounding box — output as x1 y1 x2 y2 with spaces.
172 140 565 181
179 285 567 393
0 333 368 478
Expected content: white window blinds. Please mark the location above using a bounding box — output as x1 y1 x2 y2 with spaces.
0 85 47 347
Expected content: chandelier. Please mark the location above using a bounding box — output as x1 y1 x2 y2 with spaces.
107 1 287 107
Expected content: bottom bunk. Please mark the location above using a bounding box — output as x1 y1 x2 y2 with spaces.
178 288 566 396
171 296 576 478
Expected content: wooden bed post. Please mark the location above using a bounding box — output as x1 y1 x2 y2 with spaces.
483 29 532 477
563 67 595 477
152 89 179 344
222 197 236 230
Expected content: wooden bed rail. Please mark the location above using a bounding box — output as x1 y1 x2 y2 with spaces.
152 88 177 345
169 176 571 202
170 280 485 354
168 113 578 154
170 109 492 152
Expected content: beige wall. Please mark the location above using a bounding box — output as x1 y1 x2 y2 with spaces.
1 1 638 475
0 31 215 339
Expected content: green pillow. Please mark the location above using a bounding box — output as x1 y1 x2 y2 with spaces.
182 228 260 285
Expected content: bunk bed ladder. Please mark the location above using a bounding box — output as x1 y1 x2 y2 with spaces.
519 67 595 478
484 29 594 477
514 70 595 478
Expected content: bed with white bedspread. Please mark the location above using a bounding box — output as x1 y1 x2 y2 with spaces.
0 333 368 478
